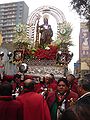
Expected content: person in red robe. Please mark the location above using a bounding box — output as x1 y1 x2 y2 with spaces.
17 79 51 120
50 73 57 84
66 74 78 94
0 82 23 120
46 77 78 120
35 74 57 99
61 73 90 120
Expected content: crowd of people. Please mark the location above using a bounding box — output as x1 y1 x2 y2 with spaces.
0 71 90 120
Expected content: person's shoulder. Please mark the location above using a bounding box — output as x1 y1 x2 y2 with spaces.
70 90 78 96
26 92 44 99
17 92 44 100
78 93 90 105
16 92 29 99
16 94 23 101
33 92 44 98
61 106 77 120
47 91 55 99
68 90 78 100
12 99 23 106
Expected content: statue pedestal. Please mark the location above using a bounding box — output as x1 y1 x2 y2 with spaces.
27 60 64 78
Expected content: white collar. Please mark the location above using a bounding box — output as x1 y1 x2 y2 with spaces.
78 92 90 101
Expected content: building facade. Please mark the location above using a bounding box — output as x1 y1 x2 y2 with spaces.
0 1 29 43
79 22 90 76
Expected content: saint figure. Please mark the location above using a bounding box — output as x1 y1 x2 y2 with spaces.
39 16 53 47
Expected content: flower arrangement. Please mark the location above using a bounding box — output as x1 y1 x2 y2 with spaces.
55 22 73 52
13 24 31 49
24 45 58 60
13 22 73 62
34 45 58 60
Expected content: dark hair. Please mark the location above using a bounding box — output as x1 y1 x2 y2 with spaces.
50 73 54 77
14 74 21 79
57 77 69 87
66 74 75 80
50 73 55 79
0 82 12 96
24 80 35 91
79 73 90 91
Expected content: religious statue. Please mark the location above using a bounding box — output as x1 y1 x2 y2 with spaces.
39 16 53 47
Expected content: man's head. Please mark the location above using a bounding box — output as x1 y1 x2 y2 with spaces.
66 74 75 83
44 74 52 84
0 82 12 96
24 79 35 92
77 73 90 96
14 74 21 83
50 73 55 81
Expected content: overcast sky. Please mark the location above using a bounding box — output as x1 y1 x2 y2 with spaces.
0 0 80 72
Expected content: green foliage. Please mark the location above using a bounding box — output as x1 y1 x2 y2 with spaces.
55 22 73 51
70 0 90 30
13 24 31 49
70 0 89 17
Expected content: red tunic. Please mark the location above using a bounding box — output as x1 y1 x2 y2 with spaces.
0 96 23 120
35 82 57 93
17 92 51 120
46 90 78 109
71 79 78 94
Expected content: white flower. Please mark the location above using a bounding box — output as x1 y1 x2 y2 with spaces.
45 46 50 50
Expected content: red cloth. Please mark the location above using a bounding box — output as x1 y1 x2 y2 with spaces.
3 75 14 82
24 75 33 80
12 82 17 91
71 79 78 94
51 79 57 84
46 90 78 109
66 90 78 108
0 96 23 120
17 92 51 120
35 82 57 93
34 83 45 93
12 81 24 91
0 66 4 68
48 83 57 92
